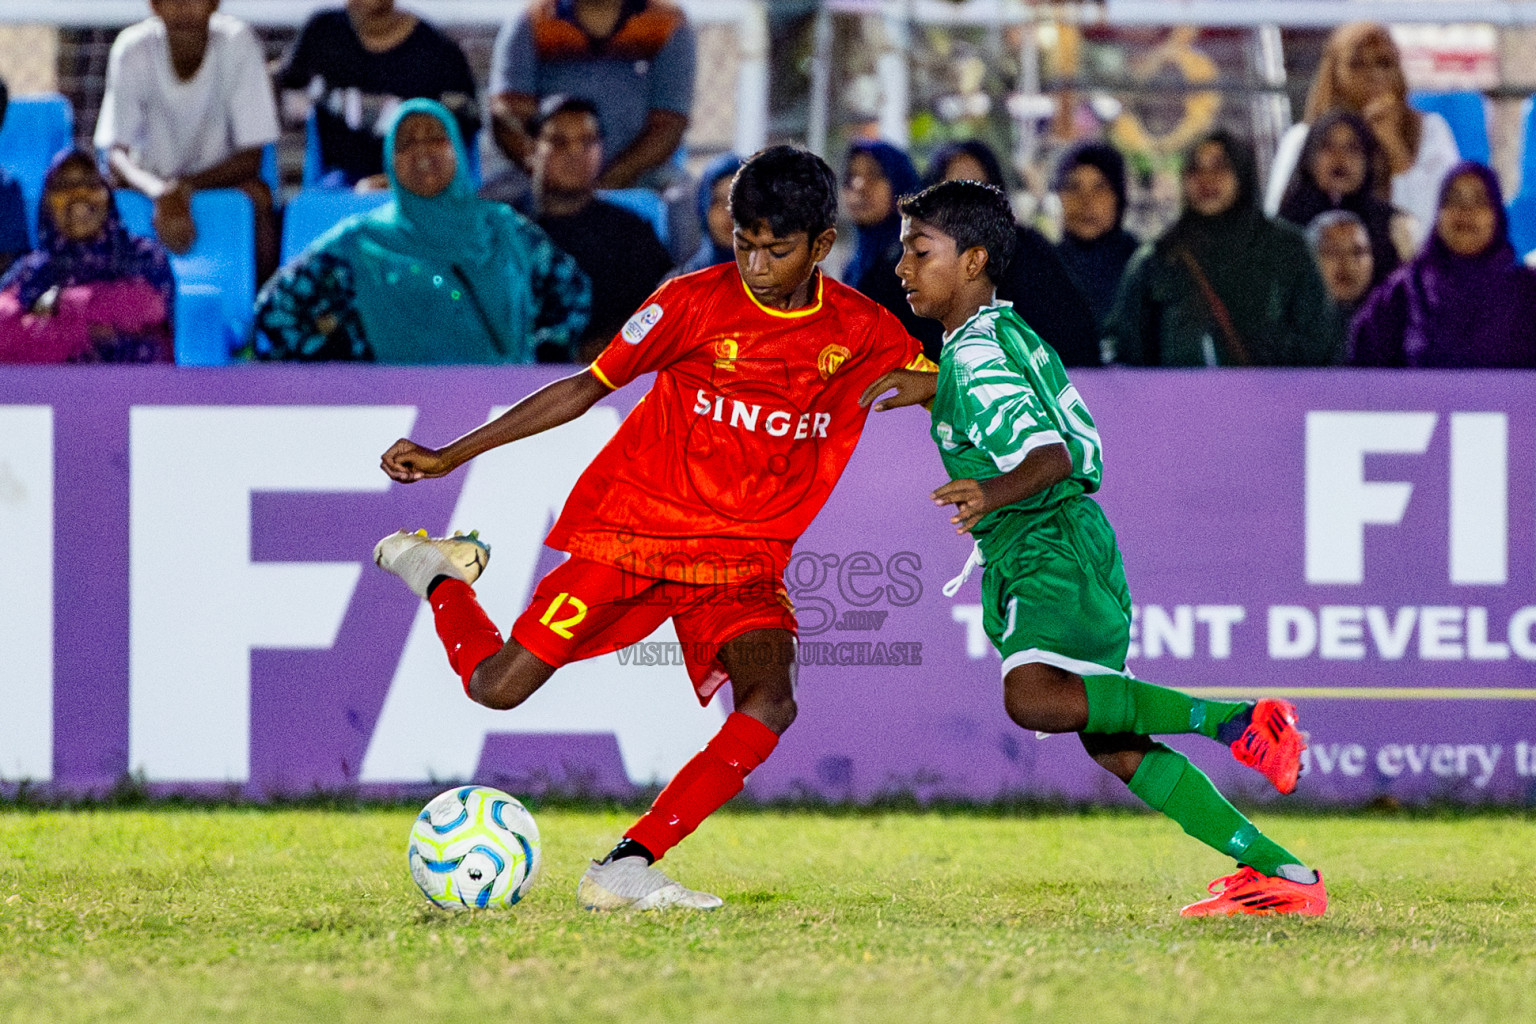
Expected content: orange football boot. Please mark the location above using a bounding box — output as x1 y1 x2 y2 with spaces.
1180 866 1328 918
1230 698 1305 794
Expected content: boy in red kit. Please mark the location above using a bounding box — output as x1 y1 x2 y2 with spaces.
375 146 935 911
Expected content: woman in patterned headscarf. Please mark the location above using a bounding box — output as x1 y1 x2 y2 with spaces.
0 148 174 363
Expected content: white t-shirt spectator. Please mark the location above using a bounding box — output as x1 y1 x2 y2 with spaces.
1264 112 1459 249
94 13 280 181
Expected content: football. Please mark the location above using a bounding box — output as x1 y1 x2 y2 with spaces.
407 786 543 910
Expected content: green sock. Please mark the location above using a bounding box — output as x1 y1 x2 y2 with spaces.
1083 674 1246 739
1126 744 1305 877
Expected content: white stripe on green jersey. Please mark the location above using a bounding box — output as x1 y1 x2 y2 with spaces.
930 301 1103 553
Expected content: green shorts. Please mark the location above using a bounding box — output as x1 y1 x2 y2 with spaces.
980 495 1132 677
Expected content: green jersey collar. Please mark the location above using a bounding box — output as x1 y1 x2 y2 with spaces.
941 297 1013 348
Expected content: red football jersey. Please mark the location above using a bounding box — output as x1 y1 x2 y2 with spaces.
545 263 929 584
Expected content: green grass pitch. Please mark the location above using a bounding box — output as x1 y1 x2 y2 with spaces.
1 806 1533 1023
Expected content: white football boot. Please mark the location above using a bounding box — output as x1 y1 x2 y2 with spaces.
372 529 491 598
577 857 724 912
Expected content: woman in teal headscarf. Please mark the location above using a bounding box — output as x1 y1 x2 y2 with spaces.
256 99 590 363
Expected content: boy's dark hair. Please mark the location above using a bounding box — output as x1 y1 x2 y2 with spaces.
897 180 1017 283
730 145 838 240
529 94 601 137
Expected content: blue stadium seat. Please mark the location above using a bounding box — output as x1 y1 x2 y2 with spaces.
0 93 75 245
597 187 669 247
1508 99 1536 260
115 188 255 365
1408 91 1490 165
303 111 325 187
260 142 280 195
1520 97 1536 190
173 283 228 366
465 131 483 187
114 189 152 237
1509 192 1536 261
279 187 390 265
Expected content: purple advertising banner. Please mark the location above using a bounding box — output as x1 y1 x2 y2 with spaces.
0 366 1533 806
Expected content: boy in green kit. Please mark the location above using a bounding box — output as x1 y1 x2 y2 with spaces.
859 180 1327 917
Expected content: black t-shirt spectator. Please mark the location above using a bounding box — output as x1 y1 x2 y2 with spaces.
533 199 672 357
276 10 480 186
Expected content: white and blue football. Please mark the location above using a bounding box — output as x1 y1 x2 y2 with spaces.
408 786 542 910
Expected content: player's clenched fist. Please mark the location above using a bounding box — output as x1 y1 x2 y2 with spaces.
381 439 456 483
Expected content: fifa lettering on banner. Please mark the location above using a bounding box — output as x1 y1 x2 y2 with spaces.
1304 411 1509 585
622 303 664 344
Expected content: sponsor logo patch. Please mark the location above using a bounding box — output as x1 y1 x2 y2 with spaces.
714 338 738 371
622 303 664 344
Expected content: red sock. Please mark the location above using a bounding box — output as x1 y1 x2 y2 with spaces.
624 711 779 860
429 579 504 694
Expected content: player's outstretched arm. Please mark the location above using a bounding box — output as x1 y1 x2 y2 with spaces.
858 369 939 412
380 369 612 483
933 443 1073 533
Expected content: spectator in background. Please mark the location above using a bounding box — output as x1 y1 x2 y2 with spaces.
1106 130 1337 367
1277 109 1409 289
1306 210 1374 349
1265 22 1459 248
488 0 694 194
255 100 589 364
921 140 1099 365
1350 163 1536 368
274 0 480 191
0 80 31 275
841 140 925 342
95 0 281 281
681 152 743 274
1052 141 1140 338
0 149 174 363
520 95 672 362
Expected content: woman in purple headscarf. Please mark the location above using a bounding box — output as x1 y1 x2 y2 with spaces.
1350 162 1536 368
0 148 174 363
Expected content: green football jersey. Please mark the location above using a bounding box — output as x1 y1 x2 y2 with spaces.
930 302 1104 558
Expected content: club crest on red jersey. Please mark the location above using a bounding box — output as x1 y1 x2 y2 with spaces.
817 344 851 379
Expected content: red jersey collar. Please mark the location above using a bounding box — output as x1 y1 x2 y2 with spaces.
737 267 825 319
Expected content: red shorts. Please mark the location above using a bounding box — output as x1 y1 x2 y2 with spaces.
509 556 798 705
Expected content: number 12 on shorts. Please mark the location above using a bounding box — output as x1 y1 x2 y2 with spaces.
540 592 588 638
